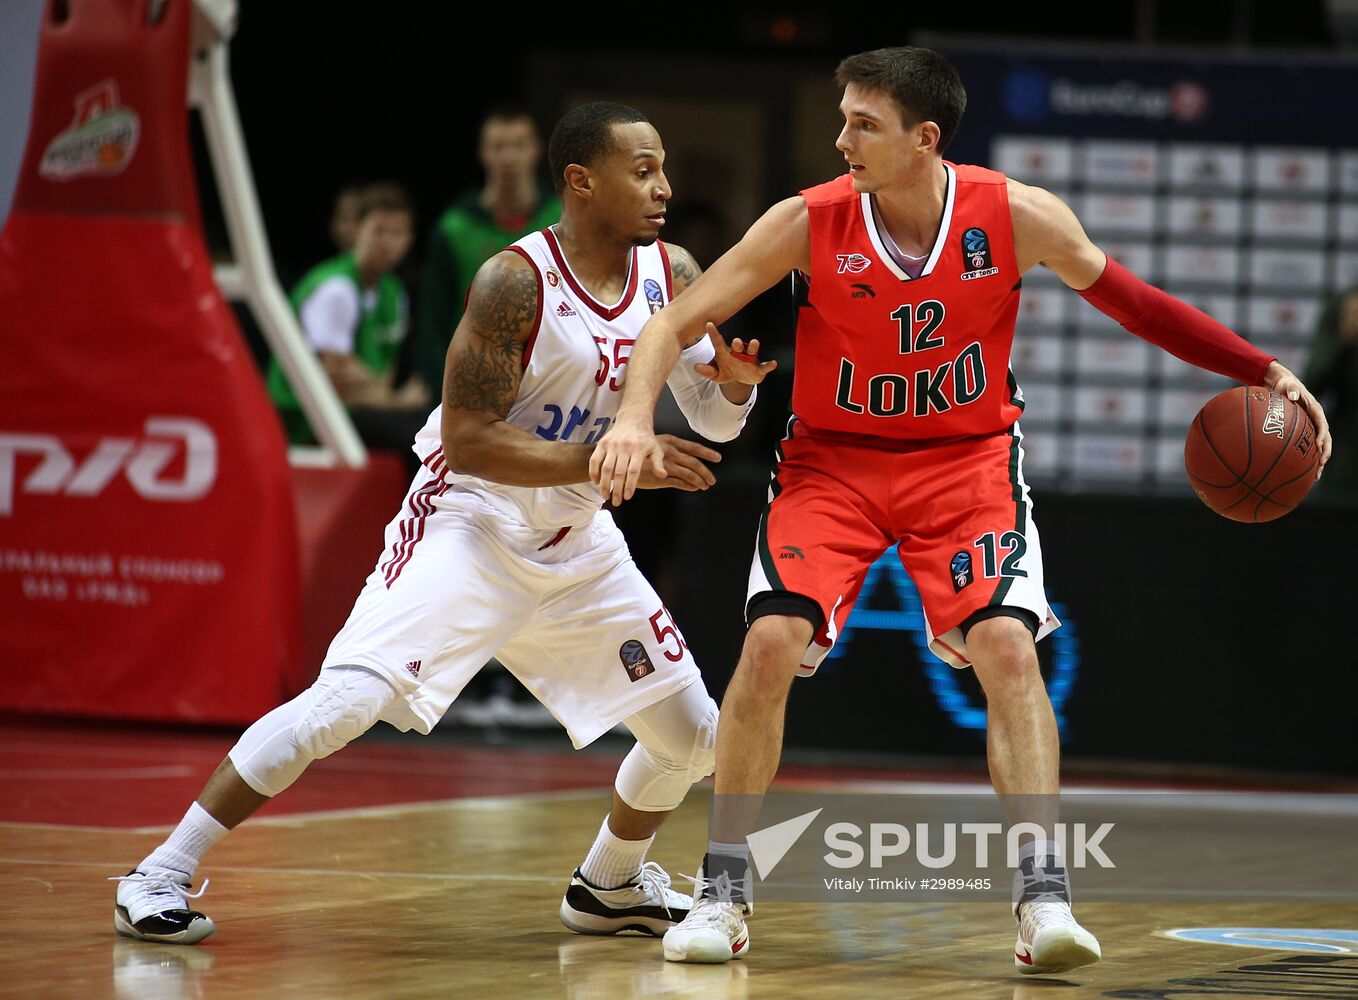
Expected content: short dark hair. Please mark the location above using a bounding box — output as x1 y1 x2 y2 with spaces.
357 182 412 220
547 102 649 195
481 105 538 131
835 47 967 153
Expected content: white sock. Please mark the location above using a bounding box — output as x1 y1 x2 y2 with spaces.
580 816 653 889
141 802 229 879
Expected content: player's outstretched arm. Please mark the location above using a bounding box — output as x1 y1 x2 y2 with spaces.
1010 180 1331 475
591 197 807 504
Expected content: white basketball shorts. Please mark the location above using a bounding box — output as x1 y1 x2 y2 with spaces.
321 470 701 748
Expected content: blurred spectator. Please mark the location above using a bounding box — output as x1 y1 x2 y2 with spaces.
328 182 364 252
1305 286 1358 501
267 182 429 468
415 108 561 395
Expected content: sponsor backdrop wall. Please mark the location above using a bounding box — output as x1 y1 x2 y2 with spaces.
939 44 1358 495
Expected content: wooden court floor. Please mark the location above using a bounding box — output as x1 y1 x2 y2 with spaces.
5 788 1358 999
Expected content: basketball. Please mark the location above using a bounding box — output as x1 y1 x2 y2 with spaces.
1183 386 1319 522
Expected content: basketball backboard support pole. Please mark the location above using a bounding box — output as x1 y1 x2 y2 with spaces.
188 0 366 469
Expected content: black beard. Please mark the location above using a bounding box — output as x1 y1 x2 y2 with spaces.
631 232 661 247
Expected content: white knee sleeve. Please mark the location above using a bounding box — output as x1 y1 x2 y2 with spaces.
228 666 399 797
615 682 719 812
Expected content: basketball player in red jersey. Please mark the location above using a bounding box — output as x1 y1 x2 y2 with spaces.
591 47 1332 974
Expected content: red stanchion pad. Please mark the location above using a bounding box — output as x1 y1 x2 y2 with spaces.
0 0 300 724
289 457 410 696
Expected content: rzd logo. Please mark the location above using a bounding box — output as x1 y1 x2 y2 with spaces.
0 417 217 517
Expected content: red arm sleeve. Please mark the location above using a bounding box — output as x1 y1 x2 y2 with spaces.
1076 256 1275 385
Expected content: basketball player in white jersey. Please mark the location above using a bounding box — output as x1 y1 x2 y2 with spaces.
113 102 764 945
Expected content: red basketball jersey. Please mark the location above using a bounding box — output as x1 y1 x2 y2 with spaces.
792 164 1024 440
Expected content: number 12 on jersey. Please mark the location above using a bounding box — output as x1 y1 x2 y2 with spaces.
892 300 945 354
974 530 1028 578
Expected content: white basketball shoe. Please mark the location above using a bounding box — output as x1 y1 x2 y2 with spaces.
559 861 691 937
111 868 215 945
662 869 751 963
1014 901 1101 975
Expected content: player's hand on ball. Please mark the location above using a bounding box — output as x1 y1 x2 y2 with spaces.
635 435 721 493
1263 361 1331 478
590 420 664 505
693 323 778 385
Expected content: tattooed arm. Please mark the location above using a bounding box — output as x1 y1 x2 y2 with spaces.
441 250 721 491
440 251 595 486
667 243 703 315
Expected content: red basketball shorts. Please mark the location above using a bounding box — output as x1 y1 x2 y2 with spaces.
747 419 1059 674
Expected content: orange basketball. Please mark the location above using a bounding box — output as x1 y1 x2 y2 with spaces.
1183 386 1318 522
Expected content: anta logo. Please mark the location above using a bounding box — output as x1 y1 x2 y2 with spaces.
0 417 217 517
836 253 872 274
850 284 875 299
1261 391 1286 438
404 660 422 678
779 545 805 560
556 301 577 318
619 639 656 682
959 227 999 281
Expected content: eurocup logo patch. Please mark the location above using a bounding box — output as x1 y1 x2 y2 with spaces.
619 639 656 682
959 227 999 281
644 278 665 314
950 551 974 592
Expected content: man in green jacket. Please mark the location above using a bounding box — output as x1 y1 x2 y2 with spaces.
415 109 560 394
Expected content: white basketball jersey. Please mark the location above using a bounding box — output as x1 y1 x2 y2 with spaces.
414 227 677 529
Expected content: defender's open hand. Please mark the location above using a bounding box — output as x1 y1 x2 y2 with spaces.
693 323 777 385
635 435 722 493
